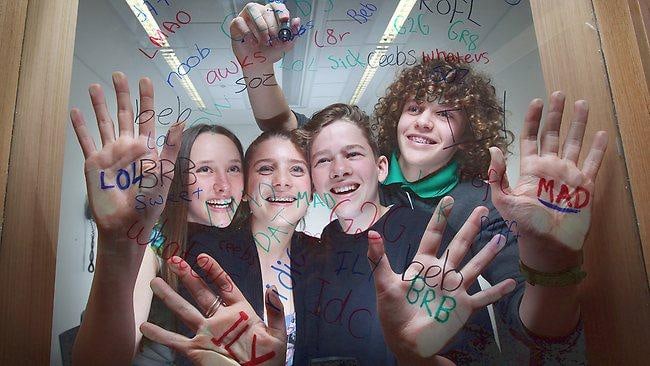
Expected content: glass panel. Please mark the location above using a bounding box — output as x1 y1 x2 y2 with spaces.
53 1 550 365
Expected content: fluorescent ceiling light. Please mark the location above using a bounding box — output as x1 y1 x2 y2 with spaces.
350 0 417 105
125 0 206 109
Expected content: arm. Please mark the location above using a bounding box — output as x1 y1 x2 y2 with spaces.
488 92 607 337
230 2 299 131
70 73 182 365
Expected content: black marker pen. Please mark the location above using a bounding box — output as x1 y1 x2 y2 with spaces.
278 21 293 42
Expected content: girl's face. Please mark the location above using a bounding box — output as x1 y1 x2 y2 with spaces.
245 137 311 226
186 132 244 227
396 99 466 178
310 120 388 221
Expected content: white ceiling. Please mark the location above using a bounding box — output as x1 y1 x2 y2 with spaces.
70 0 543 141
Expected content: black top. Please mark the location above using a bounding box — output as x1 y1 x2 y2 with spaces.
293 204 432 366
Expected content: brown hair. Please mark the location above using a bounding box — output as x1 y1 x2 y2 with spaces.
373 58 514 180
158 124 246 291
296 103 380 161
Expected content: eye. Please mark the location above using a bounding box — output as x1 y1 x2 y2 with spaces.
227 165 241 173
196 166 212 173
314 157 331 166
346 151 363 159
406 103 420 114
290 165 306 176
437 110 453 119
257 165 273 175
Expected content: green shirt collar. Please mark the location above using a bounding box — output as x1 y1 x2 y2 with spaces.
383 152 459 199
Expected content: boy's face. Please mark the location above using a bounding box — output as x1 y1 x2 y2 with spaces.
310 120 388 221
396 99 466 177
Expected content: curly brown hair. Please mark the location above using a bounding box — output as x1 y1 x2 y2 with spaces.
373 58 514 180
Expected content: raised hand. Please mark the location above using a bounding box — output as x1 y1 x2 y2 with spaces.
70 72 182 244
487 92 607 263
230 2 301 73
366 197 516 364
141 254 287 366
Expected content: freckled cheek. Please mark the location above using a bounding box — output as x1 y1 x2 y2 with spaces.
310 169 329 195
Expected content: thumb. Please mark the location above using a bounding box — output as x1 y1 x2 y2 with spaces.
488 147 511 203
264 285 287 342
367 230 394 295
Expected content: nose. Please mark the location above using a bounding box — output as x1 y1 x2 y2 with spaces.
414 111 434 131
330 157 352 179
272 169 291 190
212 172 230 194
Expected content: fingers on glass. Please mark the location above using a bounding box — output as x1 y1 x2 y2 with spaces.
140 321 189 350
417 196 454 258
137 77 155 139
520 98 543 158
581 131 608 181
264 286 287 340
197 254 245 305
561 100 589 163
150 277 204 329
461 234 505 286
243 3 266 43
112 72 134 138
230 16 252 43
89 83 116 146
70 108 97 158
447 206 488 265
167 256 223 315
470 278 517 309
540 91 565 156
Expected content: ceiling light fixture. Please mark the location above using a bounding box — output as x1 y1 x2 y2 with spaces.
350 0 417 105
125 0 206 109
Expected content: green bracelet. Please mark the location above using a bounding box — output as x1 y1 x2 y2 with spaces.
519 261 587 287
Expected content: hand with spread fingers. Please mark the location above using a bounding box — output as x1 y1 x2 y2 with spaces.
70 72 183 245
487 92 607 263
230 2 301 74
141 254 287 366
366 197 517 365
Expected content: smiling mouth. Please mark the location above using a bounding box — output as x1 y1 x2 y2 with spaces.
206 198 232 208
265 196 297 204
330 184 360 195
408 135 437 145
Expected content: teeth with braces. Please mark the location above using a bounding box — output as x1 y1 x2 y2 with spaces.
409 136 435 144
266 196 296 203
206 198 232 206
332 184 359 194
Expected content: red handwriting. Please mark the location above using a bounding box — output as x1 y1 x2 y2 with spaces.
310 278 373 339
211 311 276 365
138 10 192 59
537 178 589 213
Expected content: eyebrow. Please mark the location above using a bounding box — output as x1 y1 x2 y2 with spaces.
312 144 367 159
195 159 241 165
253 158 307 166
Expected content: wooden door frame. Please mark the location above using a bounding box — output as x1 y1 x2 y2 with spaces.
0 0 647 363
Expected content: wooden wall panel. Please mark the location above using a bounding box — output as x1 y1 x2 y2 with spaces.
0 1 28 237
531 0 649 364
0 0 78 364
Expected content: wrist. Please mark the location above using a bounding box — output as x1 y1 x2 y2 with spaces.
518 235 582 272
241 62 275 77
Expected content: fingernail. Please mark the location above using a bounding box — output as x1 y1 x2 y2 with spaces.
493 234 507 252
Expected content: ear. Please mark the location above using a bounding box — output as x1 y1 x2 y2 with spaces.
241 189 248 202
376 155 389 183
